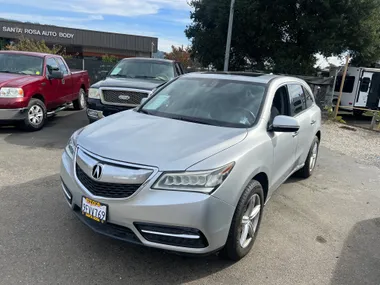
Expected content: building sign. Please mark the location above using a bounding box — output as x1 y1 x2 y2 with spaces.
2 26 74 39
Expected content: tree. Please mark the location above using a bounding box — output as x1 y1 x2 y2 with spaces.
102 54 119 63
5 37 70 57
186 0 380 74
164 45 193 69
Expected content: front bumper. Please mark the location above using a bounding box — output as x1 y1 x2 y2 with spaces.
86 98 135 122
60 150 235 254
0 108 27 121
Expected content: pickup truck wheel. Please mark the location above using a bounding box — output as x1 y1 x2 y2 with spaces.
73 88 86 110
220 180 264 261
20 99 47 131
296 136 320 178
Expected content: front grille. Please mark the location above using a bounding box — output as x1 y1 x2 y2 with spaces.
73 206 142 244
135 223 209 248
102 89 149 105
76 165 142 198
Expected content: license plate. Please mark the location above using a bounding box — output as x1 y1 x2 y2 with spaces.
81 197 107 223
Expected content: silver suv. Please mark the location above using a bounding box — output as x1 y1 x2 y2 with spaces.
60 73 321 261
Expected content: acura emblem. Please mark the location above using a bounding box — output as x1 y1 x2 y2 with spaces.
118 95 130 100
92 164 103 180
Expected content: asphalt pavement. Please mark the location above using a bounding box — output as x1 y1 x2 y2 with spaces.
0 110 379 285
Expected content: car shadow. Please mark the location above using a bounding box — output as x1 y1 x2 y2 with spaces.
330 218 380 285
0 174 233 284
0 110 88 149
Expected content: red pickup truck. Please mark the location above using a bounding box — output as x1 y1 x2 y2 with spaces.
0 51 90 131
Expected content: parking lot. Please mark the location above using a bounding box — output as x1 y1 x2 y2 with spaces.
0 110 379 285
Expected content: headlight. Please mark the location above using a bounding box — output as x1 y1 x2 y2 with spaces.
65 128 84 159
152 162 235 193
88 88 100 99
0 87 24 98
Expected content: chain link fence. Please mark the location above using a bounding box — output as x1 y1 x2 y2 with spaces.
65 58 116 84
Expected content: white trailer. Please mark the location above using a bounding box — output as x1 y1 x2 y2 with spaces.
333 67 380 116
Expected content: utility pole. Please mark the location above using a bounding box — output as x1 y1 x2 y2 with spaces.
224 0 236 71
334 55 350 118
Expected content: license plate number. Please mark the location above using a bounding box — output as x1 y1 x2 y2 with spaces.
81 197 107 223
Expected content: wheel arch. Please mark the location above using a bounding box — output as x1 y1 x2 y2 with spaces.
31 94 45 103
316 130 321 142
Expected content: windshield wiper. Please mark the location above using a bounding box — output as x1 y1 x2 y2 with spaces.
170 116 215 126
0 70 12 73
109 74 134 78
139 109 154 115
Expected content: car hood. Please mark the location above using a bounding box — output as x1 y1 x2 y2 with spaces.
92 77 166 91
78 110 247 170
0 73 42 88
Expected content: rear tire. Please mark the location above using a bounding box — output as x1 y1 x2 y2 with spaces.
73 88 86 110
20 99 47 132
220 180 264 261
296 136 320 178
353 109 364 117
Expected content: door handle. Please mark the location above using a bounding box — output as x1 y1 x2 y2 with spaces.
311 120 316 125
292 131 299 138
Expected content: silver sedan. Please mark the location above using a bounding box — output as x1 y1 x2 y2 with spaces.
60 73 321 261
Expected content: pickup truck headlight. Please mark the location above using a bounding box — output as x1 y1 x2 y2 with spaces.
65 128 84 159
88 88 101 99
152 162 235 194
0 87 24 98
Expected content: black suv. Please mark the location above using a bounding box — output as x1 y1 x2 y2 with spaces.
86 58 185 123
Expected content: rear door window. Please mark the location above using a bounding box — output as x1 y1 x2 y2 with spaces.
288 84 307 116
303 87 314 108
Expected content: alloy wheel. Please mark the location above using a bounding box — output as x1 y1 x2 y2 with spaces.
28 105 44 126
309 142 319 172
239 194 261 248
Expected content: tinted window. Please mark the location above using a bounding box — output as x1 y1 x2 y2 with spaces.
288 84 307 116
46 58 59 75
56 58 68 75
303 87 314 108
141 77 266 128
334 76 355 93
360 77 371 93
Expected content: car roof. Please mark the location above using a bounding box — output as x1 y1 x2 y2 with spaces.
123 57 175 63
182 72 279 84
182 72 307 86
0 50 52 58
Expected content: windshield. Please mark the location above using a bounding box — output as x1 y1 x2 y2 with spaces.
0 54 44 76
109 60 175 81
140 77 266 128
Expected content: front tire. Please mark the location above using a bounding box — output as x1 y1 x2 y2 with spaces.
20 98 47 132
221 180 264 261
73 88 86 110
297 136 320 178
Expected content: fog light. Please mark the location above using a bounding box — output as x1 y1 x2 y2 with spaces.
87 109 100 118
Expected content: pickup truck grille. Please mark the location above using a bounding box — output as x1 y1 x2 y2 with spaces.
76 165 142 199
101 89 150 106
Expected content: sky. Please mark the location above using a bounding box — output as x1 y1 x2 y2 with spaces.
0 0 341 68
0 0 192 52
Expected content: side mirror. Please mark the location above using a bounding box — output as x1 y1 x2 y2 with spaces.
49 70 64 80
270 115 300 132
140 97 148 105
